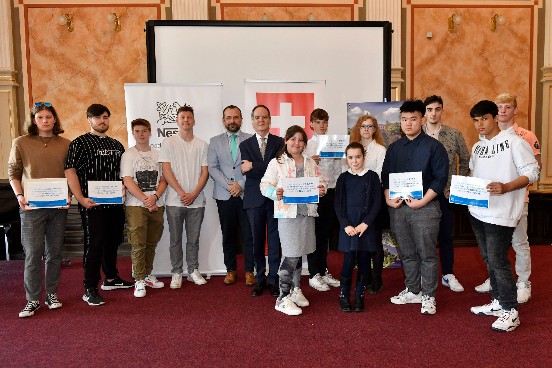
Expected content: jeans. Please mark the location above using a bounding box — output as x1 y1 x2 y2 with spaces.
20 208 67 301
512 202 530 282
438 195 455 275
469 214 517 310
278 256 302 299
125 206 164 280
166 206 205 274
389 201 441 297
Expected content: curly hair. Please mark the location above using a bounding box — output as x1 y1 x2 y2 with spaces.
349 114 384 146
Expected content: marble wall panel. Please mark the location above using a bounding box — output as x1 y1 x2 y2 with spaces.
27 6 158 145
411 6 533 149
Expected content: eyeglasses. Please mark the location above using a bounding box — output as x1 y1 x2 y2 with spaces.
34 102 52 107
360 125 375 130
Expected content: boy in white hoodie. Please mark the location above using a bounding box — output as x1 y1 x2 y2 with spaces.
468 100 539 332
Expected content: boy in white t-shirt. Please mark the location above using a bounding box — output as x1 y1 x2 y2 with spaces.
467 100 539 332
158 105 209 288
121 118 167 297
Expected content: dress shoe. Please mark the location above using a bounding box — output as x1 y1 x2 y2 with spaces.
251 282 265 297
245 272 255 287
270 283 280 297
224 271 237 285
368 277 383 294
340 296 352 312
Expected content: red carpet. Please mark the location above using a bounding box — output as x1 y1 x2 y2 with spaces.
1 246 551 367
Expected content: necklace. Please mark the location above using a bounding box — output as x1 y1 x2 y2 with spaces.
38 135 54 148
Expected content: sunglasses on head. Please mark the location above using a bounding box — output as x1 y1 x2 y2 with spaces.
34 102 52 107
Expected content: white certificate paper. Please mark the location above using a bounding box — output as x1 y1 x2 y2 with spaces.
449 175 491 208
88 181 123 204
316 135 349 158
25 178 68 208
389 172 423 199
282 177 319 204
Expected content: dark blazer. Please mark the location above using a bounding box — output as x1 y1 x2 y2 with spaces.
239 133 284 209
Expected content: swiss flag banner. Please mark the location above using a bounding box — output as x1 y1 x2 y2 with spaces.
244 80 326 138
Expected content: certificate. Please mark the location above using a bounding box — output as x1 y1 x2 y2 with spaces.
88 181 123 204
389 172 423 199
449 175 491 208
316 135 349 158
25 178 68 208
282 177 319 204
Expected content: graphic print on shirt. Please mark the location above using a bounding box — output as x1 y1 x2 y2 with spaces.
135 156 158 192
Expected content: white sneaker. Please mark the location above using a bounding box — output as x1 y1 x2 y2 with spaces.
322 273 340 288
187 269 207 285
170 273 182 289
470 299 503 316
134 280 146 298
442 274 464 292
390 288 422 305
290 287 309 307
145 274 165 289
275 295 302 316
517 281 531 304
492 308 520 332
420 295 436 315
309 273 330 291
475 278 491 293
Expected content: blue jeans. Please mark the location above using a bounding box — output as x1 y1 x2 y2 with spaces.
469 214 517 310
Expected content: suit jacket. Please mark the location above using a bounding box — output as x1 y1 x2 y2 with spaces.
208 130 252 201
239 133 284 209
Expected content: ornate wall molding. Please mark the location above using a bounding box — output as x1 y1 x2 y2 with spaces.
172 0 209 20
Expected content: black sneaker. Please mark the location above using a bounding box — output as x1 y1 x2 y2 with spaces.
45 293 63 309
82 288 106 306
101 276 134 290
19 300 40 318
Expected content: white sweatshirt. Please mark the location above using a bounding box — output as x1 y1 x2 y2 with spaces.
468 127 540 227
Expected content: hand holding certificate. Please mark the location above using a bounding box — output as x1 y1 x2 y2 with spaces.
316 135 349 158
389 172 423 199
281 177 320 204
449 175 491 208
88 181 124 205
24 178 69 209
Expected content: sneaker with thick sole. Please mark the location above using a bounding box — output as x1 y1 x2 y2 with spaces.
101 276 134 290
144 274 165 289
309 273 330 291
492 308 520 332
390 288 422 305
19 300 40 318
134 280 146 298
170 273 182 289
475 278 491 293
470 298 503 316
290 287 309 307
517 281 531 304
45 293 63 309
442 274 464 292
421 295 436 315
275 295 302 316
82 289 105 306
187 269 207 285
322 273 340 288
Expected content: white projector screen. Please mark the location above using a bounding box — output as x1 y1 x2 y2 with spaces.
146 21 392 133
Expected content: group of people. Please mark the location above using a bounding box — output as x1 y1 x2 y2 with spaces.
8 93 540 333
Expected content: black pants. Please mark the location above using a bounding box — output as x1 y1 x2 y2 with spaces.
340 250 371 280
80 206 125 290
308 189 337 277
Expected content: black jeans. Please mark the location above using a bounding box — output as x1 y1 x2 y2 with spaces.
308 189 336 277
469 214 517 310
438 195 455 275
80 206 125 290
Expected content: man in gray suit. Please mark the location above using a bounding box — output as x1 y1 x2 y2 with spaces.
208 105 255 286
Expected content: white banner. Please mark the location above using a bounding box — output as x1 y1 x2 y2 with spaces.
124 83 226 276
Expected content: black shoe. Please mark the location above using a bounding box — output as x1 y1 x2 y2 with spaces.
251 282 265 297
368 277 383 294
270 283 280 297
354 295 365 312
339 296 352 312
101 276 134 290
19 300 40 318
82 288 105 306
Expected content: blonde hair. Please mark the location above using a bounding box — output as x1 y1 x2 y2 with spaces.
350 114 385 146
495 93 517 108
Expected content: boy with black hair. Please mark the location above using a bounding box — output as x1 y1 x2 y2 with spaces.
468 100 539 332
